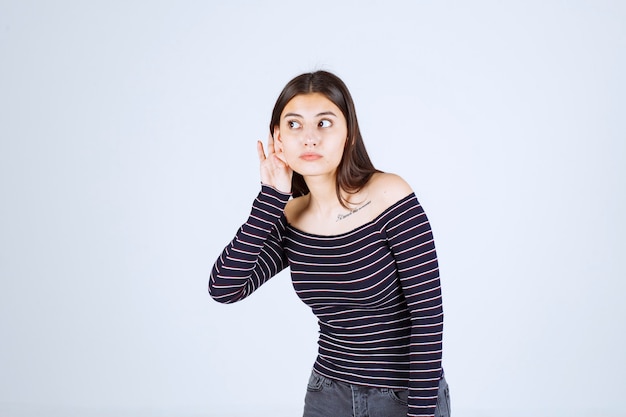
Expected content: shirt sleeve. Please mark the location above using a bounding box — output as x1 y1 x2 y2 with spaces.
383 194 443 417
209 185 291 303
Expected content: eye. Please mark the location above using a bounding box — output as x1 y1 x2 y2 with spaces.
319 119 332 128
288 120 301 129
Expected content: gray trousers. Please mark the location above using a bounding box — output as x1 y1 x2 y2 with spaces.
303 370 451 417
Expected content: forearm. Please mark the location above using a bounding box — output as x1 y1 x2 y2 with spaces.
407 293 443 417
209 185 290 303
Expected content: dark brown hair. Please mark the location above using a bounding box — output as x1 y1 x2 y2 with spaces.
270 71 380 207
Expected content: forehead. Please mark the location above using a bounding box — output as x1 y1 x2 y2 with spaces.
282 93 342 117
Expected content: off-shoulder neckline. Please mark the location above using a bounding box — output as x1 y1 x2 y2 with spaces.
285 192 416 238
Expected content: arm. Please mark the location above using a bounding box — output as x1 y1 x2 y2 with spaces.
384 195 443 417
209 132 293 303
209 185 291 303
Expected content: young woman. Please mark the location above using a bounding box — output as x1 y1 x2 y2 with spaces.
209 71 450 417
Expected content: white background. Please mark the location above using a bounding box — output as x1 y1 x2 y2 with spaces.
1 1 625 416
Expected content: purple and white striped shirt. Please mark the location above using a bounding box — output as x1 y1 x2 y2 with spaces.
210 185 444 417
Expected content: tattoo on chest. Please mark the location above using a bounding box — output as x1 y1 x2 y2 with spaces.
336 200 372 222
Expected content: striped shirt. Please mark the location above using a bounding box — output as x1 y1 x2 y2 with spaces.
209 185 444 417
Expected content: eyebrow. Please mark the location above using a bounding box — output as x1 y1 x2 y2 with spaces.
283 111 338 119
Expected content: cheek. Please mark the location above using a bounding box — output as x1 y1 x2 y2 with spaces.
278 140 297 159
279 133 298 151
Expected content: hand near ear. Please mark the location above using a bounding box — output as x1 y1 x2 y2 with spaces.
257 131 292 194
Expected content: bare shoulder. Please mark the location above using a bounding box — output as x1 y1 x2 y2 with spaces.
367 172 414 207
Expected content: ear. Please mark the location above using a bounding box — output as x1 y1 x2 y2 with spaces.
274 127 283 151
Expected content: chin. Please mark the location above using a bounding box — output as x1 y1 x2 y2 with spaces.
296 170 338 179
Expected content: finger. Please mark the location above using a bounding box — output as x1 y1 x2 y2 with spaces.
267 132 275 154
274 151 288 166
257 140 266 161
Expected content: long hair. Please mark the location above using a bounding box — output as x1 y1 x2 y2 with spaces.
269 71 380 207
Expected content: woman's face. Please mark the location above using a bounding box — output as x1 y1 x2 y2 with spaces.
275 93 348 179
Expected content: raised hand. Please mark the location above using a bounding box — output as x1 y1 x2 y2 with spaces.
257 132 292 193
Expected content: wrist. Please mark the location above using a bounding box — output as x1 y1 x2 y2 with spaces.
261 182 292 196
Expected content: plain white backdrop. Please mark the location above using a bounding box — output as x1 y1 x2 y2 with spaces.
1 1 625 416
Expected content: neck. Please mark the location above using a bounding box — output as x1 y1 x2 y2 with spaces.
303 174 345 215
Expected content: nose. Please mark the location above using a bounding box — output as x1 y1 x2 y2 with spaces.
303 125 318 147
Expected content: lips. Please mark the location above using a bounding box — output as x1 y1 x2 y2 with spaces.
299 152 322 161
